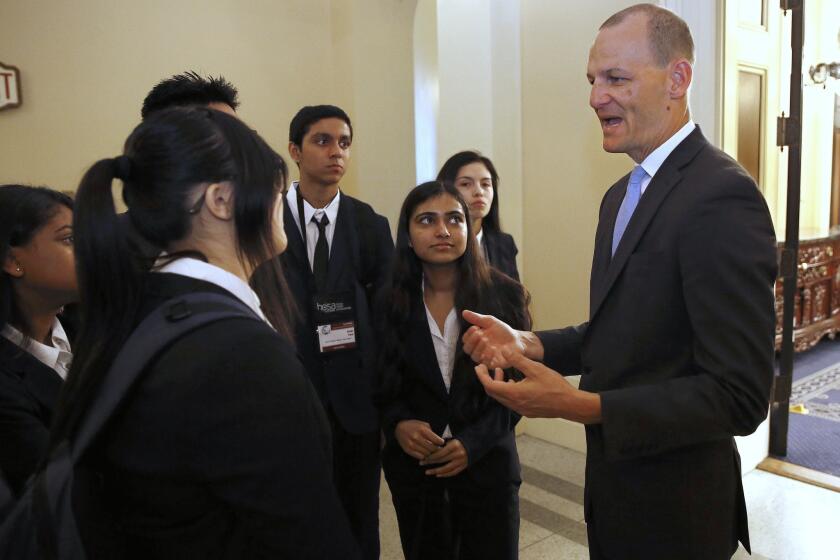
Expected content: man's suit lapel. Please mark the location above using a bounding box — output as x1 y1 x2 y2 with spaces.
589 127 709 321
589 184 624 316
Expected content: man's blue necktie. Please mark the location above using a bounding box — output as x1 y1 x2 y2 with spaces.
611 165 647 256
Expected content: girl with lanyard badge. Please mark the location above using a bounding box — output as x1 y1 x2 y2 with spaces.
49 107 360 559
377 181 530 559
0 185 76 496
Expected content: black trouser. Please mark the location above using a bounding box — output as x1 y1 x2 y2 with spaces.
586 519 610 560
585 519 737 560
388 473 520 560
328 410 381 560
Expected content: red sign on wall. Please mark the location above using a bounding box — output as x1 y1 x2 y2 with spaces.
0 62 22 111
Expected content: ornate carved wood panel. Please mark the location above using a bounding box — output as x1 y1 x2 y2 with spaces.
775 235 840 352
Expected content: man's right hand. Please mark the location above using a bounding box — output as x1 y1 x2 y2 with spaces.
394 420 445 461
461 310 544 368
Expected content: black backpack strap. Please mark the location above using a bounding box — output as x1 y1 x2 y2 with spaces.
69 292 259 460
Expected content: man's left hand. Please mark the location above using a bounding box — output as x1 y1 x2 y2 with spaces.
475 350 602 424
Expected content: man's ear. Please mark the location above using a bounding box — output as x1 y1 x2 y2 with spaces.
669 59 693 99
288 142 301 164
203 182 235 221
2 251 24 278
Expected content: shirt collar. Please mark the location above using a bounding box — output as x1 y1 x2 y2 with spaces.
638 120 696 180
1 317 72 378
154 257 269 324
286 182 341 232
420 277 459 341
476 227 484 246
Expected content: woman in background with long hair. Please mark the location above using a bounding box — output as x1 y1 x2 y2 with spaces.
437 151 520 280
377 181 530 559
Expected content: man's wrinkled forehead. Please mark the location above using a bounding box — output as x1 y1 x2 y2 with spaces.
588 15 656 71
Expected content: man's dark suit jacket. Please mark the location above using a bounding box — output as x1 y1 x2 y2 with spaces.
537 128 777 559
280 194 393 434
482 230 520 281
0 335 63 496
75 274 359 559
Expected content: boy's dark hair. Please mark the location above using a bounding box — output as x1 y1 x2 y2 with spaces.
141 71 240 119
288 105 353 146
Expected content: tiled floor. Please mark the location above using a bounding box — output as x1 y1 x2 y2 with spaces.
379 435 840 559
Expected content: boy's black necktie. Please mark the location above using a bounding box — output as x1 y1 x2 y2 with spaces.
312 214 329 292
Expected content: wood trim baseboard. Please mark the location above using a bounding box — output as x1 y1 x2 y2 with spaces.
757 457 840 493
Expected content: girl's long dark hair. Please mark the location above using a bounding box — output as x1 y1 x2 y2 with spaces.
0 185 74 338
50 107 295 449
377 181 530 426
436 150 502 233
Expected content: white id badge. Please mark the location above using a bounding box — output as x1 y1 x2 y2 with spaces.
317 321 357 352
312 292 358 353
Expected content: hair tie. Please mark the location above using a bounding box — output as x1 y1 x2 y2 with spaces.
113 155 133 181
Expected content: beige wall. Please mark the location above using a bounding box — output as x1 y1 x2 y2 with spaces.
328 0 417 222
521 0 633 332
433 0 524 275
0 0 416 226
518 0 635 446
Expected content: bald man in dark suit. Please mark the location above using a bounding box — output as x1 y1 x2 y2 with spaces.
462 4 777 559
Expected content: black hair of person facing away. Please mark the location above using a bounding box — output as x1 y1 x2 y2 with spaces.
288 104 353 147
49 107 359 558
0 185 76 496
140 71 240 118
376 181 531 558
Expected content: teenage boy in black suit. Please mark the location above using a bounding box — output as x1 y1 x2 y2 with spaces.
281 105 393 560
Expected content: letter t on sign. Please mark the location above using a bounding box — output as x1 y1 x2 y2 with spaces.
0 62 22 110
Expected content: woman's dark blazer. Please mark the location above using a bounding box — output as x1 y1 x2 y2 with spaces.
482 230 520 281
0 334 64 496
378 273 529 489
74 273 360 560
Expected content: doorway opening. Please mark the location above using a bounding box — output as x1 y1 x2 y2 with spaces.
724 0 840 489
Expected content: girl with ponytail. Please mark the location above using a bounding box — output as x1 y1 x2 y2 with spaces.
51 107 359 558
